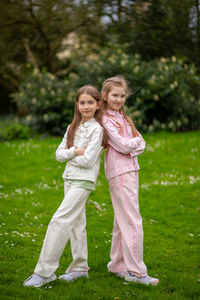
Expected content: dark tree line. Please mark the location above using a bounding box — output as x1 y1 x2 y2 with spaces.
0 0 199 113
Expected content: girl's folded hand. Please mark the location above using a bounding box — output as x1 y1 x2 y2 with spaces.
74 147 86 156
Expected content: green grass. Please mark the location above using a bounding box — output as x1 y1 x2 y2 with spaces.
0 131 200 300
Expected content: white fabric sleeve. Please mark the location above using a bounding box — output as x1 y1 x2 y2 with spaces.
69 128 103 168
55 126 76 162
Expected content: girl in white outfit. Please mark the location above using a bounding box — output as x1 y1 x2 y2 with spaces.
24 85 106 287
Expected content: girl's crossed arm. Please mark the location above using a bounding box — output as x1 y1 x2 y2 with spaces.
104 118 145 156
69 128 103 168
55 126 76 162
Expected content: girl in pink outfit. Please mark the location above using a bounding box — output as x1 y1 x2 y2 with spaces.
101 76 159 285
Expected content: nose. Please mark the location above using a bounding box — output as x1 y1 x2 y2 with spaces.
84 103 89 108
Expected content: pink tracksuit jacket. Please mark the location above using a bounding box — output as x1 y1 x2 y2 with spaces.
102 110 146 180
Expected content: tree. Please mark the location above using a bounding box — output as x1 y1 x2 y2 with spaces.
0 0 105 112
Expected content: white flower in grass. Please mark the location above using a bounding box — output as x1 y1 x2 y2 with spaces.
15 189 22 194
141 183 150 190
149 219 158 224
146 145 154 152
188 233 194 237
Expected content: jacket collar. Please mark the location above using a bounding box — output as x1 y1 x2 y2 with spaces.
106 109 122 117
80 118 96 127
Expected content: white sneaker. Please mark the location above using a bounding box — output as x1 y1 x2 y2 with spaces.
58 271 89 282
115 271 129 278
23 273 56 287
125 273 159 285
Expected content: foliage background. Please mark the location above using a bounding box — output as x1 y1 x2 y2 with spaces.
0 0 200 135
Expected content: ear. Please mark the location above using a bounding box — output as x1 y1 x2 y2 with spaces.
102 91 107 101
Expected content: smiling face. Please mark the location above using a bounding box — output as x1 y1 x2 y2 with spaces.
104 85 126 112
77 93 100 122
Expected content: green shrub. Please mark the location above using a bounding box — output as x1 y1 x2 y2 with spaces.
11 70 74 136
71 50 200 132
0 121 31 141
12 52 200 134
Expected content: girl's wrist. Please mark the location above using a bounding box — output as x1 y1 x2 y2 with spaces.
74 146 78 156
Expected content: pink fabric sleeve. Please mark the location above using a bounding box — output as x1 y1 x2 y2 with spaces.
103 116 145 155
128 133 146 157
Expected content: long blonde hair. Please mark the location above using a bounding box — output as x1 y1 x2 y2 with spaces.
67 85 107 148
101 75 139 137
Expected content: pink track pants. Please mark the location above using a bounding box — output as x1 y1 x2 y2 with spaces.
107 171 147 277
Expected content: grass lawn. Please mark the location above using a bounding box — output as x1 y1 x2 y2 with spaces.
0 131 199 300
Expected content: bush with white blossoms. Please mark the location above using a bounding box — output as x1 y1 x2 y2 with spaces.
12 69 74 135
12 51 200 134
71 49 200 132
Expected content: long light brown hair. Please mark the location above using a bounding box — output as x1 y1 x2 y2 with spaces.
101 75 139 137
67 85 107 148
